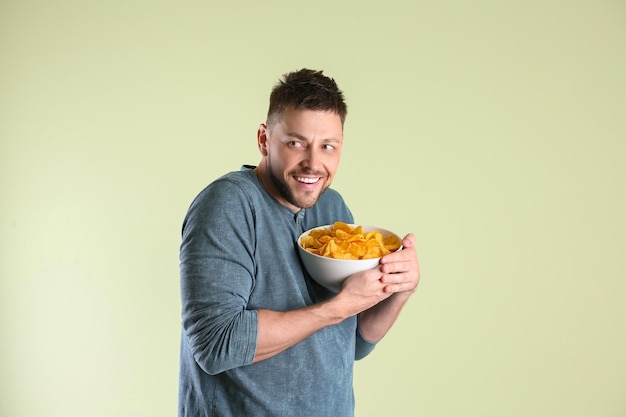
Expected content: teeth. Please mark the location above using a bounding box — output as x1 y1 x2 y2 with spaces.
296 177 319 184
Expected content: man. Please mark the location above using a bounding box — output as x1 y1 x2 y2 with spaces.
179 68 420 417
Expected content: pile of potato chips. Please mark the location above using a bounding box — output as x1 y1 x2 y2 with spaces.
300 222 401 260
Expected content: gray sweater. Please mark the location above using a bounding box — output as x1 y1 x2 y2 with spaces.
178 166 377 417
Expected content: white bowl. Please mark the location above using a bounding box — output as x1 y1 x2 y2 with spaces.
297 224 401 293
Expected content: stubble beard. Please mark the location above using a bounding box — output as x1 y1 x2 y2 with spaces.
268 162 328 210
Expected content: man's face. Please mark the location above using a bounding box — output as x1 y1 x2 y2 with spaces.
257 107 344 211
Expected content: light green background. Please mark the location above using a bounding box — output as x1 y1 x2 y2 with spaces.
1 0 625 416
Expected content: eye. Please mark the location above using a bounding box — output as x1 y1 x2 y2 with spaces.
322 144 336 151
287 141 304 148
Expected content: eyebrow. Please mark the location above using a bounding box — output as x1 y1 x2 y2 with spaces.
286 131 341 144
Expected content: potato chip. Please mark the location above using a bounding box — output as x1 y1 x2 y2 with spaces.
300 222 401 260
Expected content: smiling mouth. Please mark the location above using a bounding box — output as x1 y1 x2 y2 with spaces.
295 176 321 184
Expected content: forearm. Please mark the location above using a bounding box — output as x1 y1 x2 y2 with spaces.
357 291 412 343
253 301 346 362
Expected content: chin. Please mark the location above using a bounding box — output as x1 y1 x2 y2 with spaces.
294 189 327 209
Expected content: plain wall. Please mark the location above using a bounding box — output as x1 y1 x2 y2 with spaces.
1 0 625 416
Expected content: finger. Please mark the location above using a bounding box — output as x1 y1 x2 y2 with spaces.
401 233 416 248
382 277 419 294
381 247 417 268
380 259 412 274
381 237 417 264
381 269 418 285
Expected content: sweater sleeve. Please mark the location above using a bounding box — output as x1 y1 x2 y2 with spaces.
355 325 377 360
179 179 258 375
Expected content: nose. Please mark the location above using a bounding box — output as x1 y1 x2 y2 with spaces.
302 147 322 171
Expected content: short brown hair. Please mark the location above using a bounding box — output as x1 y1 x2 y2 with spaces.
266 68 348 128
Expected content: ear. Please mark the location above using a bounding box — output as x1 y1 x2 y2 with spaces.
257 123 269 156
